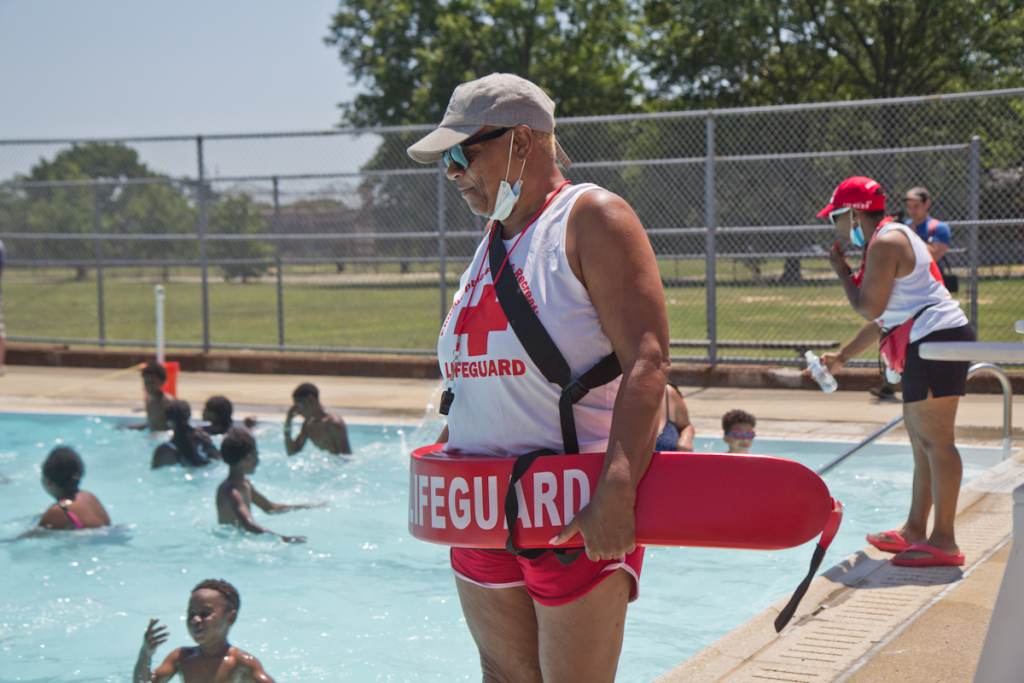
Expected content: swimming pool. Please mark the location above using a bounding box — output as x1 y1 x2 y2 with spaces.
0 412 1003 682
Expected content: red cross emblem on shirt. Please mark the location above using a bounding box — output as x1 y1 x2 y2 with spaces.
454 284 509 356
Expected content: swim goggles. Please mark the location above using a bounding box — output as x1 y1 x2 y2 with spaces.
442 127 512 170
726 430 756 440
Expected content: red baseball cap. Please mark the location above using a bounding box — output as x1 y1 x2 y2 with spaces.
817 176 886 217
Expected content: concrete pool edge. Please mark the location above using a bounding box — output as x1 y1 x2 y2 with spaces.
657 448 1024 682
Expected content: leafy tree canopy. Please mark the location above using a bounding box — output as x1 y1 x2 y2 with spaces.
325 0 644 126
327 0 1024 122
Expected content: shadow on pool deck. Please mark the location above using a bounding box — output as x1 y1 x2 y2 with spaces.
0 364 1020 681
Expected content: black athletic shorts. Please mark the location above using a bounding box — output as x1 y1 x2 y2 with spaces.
902 324 976 404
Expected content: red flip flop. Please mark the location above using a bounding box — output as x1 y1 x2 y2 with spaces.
891 543 965 567
866 529 911 553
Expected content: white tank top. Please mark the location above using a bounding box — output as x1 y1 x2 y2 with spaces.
874 221 967 342
437 182 619 457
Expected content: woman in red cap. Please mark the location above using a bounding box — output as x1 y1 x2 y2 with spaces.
818 176 974 568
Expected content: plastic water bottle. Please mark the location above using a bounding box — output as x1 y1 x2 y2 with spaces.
805 350 838 393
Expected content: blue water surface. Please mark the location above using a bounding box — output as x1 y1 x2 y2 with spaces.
0 412 1002 682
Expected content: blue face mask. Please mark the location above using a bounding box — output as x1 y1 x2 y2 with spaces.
490 134 526 222
850 223 866 248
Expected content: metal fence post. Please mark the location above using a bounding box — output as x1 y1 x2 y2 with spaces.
92 184 106 347
272 176 285 349
437 162 448 327
967 135 981 331
196 135 211 353
704 113 718 366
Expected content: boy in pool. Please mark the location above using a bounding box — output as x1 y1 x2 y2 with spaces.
133 579 275 683
216 427 315 543
31 446 110 532
126 362 173 431
153 400 220 469
722 409 757 454
284 382 351 455
201 396 257 436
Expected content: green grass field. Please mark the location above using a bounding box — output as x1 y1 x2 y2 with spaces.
4 266 1020 361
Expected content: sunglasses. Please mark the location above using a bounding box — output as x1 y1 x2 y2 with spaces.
442 127 512 171
827 207 851 225
726 430 756 440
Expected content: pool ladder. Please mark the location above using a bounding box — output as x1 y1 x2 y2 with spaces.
816 362 1014 476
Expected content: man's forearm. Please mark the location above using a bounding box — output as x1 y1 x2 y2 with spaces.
601 355 668 493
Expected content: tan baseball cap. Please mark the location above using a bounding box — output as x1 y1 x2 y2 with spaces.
407 72 571 167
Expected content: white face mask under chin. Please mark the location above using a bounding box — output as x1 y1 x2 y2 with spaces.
490 134 527 222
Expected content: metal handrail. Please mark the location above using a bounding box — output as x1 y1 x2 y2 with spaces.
968 362 1014 460
817 362 1014 476
816 415 905 475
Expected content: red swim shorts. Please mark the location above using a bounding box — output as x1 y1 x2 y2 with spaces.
450 546 644 607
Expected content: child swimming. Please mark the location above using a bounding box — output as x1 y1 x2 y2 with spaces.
33 446 110 531
125 361 173 431
722 409 757 454
133 579 276 682
201 395 258 436
216 427 317 544
152 400 221 469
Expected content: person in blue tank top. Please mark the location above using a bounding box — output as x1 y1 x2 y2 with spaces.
903 186 951 262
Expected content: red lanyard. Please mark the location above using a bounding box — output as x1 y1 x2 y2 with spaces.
453 179 572 354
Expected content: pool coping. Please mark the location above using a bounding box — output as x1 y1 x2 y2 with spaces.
656 447 1024 682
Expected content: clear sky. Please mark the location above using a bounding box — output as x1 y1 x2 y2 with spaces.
0 0 382 178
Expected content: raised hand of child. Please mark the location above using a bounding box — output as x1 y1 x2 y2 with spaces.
142 618 169 653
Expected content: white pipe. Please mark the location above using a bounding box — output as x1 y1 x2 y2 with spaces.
155 285 165 365
974 483 1024 682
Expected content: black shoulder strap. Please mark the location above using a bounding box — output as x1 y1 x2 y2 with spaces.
487 226 621 454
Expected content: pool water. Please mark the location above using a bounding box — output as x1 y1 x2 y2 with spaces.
0 412 1002 682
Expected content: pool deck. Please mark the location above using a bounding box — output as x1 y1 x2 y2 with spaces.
1 364 1020 682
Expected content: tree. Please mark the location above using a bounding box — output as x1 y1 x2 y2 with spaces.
325 0 644 127
17 143 196 279
641 0 1024 107
207 194 273 282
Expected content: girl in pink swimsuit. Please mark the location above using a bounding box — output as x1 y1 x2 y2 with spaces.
37 447 111 531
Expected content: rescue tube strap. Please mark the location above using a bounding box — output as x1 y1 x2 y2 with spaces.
488 228 622 454
774 498 844 632
502 448 581 564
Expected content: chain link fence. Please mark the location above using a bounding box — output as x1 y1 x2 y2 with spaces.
1 88 1021 365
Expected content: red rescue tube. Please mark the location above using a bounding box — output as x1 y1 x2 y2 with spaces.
409 444 838 551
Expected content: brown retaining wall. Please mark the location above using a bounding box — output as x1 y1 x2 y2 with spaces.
6 343 1022 394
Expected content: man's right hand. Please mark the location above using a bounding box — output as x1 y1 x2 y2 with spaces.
286 406 298 422
142 618 169 654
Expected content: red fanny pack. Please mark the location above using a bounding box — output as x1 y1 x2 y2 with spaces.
879 304 936 374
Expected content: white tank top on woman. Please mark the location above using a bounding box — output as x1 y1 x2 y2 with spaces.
874 221 967 342
437 183 619 457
